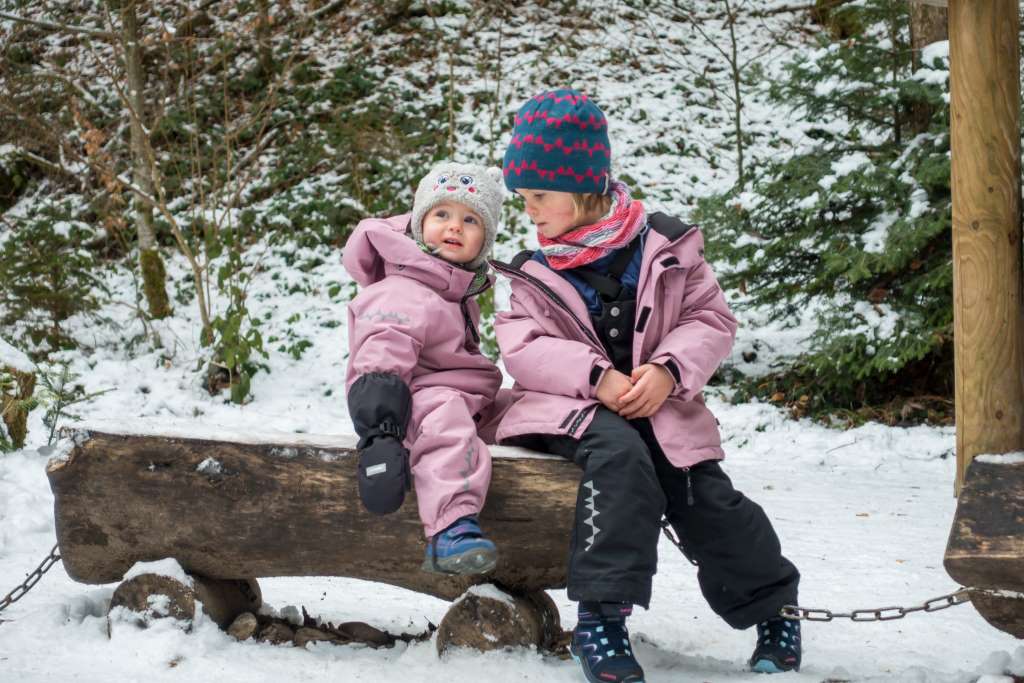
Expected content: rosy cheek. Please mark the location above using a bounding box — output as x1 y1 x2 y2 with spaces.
468 187 476 193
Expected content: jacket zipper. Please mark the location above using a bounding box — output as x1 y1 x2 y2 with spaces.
459 276 492 344
490 260 604 350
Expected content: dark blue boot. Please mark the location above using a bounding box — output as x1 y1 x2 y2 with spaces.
749 616 801 673
421 515 497 575
569 602 645 683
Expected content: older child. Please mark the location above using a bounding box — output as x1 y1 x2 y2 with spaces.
344 161 504 575
491 89 802 681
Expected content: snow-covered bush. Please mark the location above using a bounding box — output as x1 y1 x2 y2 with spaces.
697 0 954 421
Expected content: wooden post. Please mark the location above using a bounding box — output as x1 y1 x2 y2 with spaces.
949 0 1024 495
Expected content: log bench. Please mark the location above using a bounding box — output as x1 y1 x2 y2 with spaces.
945 456 1024 639
46 424 578 652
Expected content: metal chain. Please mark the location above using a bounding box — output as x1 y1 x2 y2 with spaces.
780 588 973 622
658 521 976 625
0 544 62 620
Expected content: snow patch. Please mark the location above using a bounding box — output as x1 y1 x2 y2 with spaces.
42 436 80 467
921 40 950 63
0 336 33 373
196 457 223 474
280 605 303 626
862 211 898 253
460 583 515 607
122 558 193 586
975 452 1024 465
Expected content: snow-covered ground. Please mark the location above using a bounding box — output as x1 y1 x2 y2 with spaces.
2 390 1023 681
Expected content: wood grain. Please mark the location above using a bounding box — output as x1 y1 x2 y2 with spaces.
945 459 1024 591
949 0 1024 494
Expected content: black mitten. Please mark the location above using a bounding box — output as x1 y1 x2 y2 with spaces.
357 435 411 515
347 372 414 515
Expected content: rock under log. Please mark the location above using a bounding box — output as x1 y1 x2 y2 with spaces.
945 458 1024 639
107 572 262 631
436 586 561 655
47 429 579 601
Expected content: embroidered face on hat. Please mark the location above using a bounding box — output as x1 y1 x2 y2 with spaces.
503 88 612 195
411 161 505 270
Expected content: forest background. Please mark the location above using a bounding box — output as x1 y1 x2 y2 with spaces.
0 0 1009 448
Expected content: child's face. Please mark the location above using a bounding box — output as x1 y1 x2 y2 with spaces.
421 200 486 265
516 189 578 239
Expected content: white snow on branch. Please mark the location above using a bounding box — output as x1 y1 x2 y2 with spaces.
0 336 33 373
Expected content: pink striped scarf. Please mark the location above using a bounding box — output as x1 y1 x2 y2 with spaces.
539 182 647 270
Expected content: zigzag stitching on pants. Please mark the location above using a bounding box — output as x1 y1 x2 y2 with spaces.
583 479 601 551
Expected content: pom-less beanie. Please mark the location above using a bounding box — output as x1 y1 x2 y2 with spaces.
503 88 611 195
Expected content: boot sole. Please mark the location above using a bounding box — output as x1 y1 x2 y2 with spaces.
570 650 646 683
421 547 497 575
750 656 799 674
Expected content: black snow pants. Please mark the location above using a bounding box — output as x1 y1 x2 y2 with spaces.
514 406 800 628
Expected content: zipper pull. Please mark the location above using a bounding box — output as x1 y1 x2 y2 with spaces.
684 467 694 506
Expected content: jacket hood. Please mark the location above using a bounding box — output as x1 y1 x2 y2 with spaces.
343 214 491 301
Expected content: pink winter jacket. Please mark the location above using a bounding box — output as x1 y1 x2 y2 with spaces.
491 215 737 468
343 214 502 443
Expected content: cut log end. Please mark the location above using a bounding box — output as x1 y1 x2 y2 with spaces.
436 587 561 656
107 572 261 632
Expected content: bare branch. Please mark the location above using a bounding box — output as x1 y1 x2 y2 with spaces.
0 11 115 39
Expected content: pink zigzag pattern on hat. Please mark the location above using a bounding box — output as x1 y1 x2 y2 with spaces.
503 160 607 187
514 110 608 130
531 92 591 105
507 134 611 158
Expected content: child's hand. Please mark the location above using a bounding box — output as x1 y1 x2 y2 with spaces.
595 369 634 412
618 364 675 419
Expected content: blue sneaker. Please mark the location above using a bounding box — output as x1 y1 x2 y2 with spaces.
422 515 497 575
749 616 801 673
569 602 645 683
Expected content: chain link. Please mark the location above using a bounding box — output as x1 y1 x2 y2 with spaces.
0 544 62 621
658 516 979 626
780 588 973 622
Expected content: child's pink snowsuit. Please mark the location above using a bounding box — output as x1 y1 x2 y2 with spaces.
344 214 502 536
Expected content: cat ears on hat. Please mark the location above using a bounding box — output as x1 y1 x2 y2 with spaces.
485 166 503 189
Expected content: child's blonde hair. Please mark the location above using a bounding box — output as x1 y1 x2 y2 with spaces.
572 192 613 226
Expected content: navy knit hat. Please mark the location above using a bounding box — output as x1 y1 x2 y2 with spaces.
503 88 611 195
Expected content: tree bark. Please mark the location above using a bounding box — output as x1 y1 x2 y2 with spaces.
908 0 949 135
256 0 274 77
120 1 171 319
0 364 35 450
47 431 579 601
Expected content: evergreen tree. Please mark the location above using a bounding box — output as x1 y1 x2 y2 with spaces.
696 0 953 422
0 201 105 355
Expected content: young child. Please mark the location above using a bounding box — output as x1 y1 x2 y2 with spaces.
344 161 504 576
491 89 802 681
